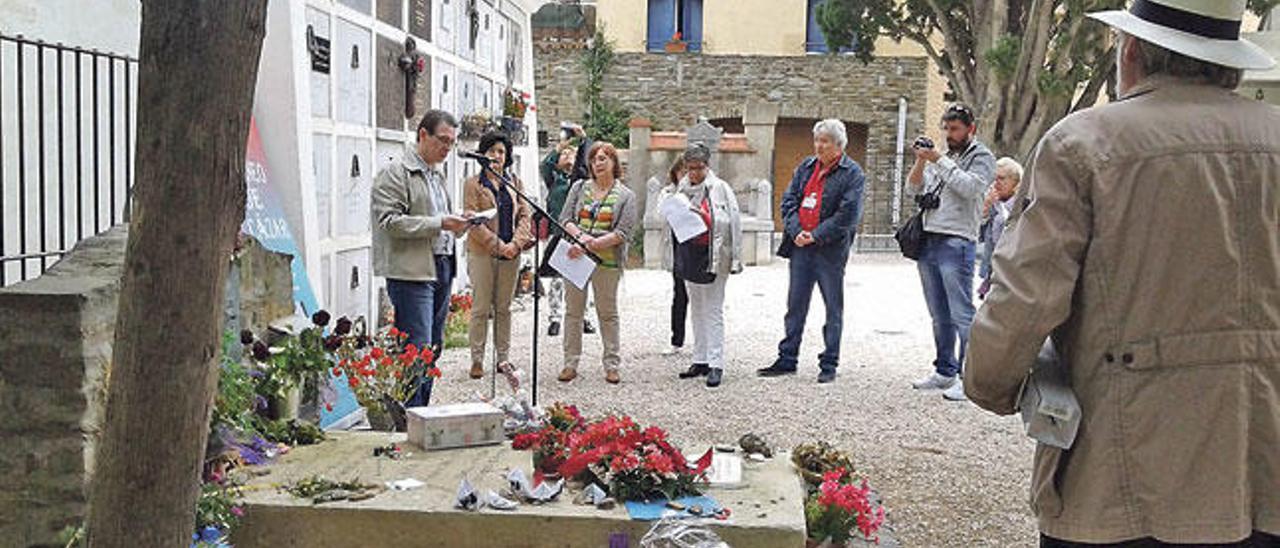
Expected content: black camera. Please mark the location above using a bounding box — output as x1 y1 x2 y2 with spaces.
915 192 941 210
913 136 935 150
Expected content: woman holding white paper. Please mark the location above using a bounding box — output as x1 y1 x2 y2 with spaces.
659 143 743 388
463 131 533 380
557 142 638 385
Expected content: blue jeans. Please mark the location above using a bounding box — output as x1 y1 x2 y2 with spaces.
777 245 847 371
387 255 454 408
430 254 455 350
917 234 976 378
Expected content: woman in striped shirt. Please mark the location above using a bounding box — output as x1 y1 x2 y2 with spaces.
556 142 638 384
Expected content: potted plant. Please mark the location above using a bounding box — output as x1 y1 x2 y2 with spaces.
664 32 687 53
459 110 493 141
240 311 340 422
804 468 885 547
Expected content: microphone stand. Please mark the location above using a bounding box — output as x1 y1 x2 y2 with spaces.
467 156 600 408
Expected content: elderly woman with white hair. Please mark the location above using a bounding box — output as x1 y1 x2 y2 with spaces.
977 157 1023 299
758 119 866 384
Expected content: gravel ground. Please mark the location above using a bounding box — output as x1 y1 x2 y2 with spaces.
432 254 1037 547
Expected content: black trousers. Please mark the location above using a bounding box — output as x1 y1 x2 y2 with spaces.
671 272 688 347
1041 532 1280 548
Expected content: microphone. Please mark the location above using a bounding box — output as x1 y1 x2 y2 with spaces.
459 150 492 164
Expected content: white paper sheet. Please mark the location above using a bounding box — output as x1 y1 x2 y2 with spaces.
548 238 596 290
469 208 497 225
659 193 707 243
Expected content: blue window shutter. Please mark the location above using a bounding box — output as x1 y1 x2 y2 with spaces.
647 0 676 52
806 0 829 53
682 0 703 52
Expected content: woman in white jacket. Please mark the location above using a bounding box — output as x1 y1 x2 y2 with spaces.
658 144 743 388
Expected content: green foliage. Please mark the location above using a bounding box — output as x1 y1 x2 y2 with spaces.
579 28 632 147
806 497 854 543
445 310 469 350
814 0 901 64
267 328 333 394
984 35 1021 83
213 332 258 434
56 524 85 548
255 418 326 446
195 483 243 534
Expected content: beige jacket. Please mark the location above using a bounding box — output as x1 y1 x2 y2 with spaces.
966 76 1280 543
371 150 447 281
462 172 533 257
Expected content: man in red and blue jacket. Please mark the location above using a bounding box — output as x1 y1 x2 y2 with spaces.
759 119 866 384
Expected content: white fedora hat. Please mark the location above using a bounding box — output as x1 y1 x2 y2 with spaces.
1089 0 1276 70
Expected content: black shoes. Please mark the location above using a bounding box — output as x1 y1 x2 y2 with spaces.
584 320 596 334
679 363 711 379
548 321 561 337
756 360 798 377
706 368 723 388
817 369 837 384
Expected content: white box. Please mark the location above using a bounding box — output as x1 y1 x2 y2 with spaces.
406 403 504 450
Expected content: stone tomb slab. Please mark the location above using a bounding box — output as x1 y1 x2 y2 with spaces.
234 432 807 547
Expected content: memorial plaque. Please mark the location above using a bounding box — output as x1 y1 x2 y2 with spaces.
378 0 403 28
376 35 403 130
412 55 432 124
410 0 432 41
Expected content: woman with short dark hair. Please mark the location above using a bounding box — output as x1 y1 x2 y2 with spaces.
463 131 532 379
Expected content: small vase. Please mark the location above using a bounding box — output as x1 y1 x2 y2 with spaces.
375 394 408 432
269 386 302 421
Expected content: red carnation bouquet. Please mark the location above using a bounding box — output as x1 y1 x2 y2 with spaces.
328 318 439 411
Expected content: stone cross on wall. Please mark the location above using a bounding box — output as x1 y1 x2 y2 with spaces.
686 116 723 152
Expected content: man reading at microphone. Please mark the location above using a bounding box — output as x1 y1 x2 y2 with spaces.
372 109 474 407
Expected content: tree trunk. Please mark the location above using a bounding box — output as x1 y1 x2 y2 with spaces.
87 1 268 546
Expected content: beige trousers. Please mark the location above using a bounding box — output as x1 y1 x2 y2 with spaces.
468 254 520 368
563 267 622 372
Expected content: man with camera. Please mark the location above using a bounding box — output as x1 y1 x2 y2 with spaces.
906 104 995 402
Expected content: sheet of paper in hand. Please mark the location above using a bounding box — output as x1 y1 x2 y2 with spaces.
660 193 708 243
549 238 596 290
469 208 498 225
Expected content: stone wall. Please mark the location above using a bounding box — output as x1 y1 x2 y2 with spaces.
534 49 929 154
0 227 127 545
0 227 297 546
534 49 932 240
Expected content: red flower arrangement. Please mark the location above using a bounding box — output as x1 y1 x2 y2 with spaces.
513 403 583 474
514 409 712 501
805 467 885 544
329 319 439 408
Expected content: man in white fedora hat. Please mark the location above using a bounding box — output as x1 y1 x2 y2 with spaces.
966 1 1280 546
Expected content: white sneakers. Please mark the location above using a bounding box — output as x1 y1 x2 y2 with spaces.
942 379 968 401
660 345 683 356
911 372 957 390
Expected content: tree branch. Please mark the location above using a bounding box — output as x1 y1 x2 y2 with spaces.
1007 0 1056 140
925 0 978 103
907 29 967 104
1071 47 1115 113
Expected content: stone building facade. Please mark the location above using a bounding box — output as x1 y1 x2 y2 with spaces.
534 45 930 240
